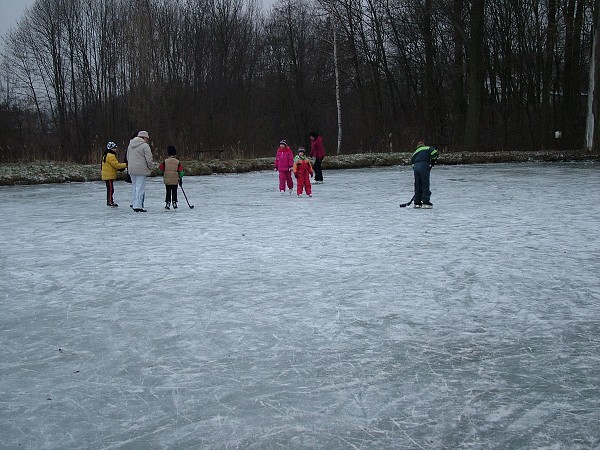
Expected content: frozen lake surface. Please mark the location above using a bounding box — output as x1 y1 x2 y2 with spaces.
1 163 599 449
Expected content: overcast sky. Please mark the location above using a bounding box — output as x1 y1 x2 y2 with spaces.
0 0 31 42
0 0 275 49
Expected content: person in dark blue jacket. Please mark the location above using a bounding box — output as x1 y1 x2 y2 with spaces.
411 140 439 208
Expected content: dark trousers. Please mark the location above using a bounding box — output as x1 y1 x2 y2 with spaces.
313 158 323 181
105 180 114 205
413 163 431 204
165 185 178 203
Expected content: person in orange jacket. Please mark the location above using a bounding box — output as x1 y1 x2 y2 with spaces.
293 147 313 197
101 141 127 207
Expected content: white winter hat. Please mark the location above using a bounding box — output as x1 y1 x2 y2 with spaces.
137 131 149 139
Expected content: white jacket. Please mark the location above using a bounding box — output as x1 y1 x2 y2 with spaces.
126 137 154 176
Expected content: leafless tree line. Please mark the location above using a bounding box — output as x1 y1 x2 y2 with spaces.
0 0 597 163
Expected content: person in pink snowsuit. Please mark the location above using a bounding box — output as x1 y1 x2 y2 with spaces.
274 139 294 194
293 147 313 197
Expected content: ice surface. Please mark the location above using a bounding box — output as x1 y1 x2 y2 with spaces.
1 163 599 449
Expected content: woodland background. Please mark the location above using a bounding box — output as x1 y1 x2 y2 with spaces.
0 0 598 163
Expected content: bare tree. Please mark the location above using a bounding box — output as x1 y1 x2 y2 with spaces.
464 0 484 150
316 0 342 155
541 0 558 149
585 2 598 150
449 0 466 145
332 14 342 154
0 0 597 161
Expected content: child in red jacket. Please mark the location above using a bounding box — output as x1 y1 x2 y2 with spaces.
293 147 313 197
274 139 294 194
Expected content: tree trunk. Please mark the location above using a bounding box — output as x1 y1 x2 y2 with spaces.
464 0 485 150
562 0 585 149
595 12 600 152
451 0 466 145
585 5 599 150
541 0 557 149
332 15 342 155
423 0 436 140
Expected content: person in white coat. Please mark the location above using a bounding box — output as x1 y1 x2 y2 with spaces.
126 130 154 212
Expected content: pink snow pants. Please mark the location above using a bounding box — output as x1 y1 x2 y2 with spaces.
279 170 293 191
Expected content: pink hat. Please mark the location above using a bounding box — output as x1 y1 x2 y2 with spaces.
137 131 149 139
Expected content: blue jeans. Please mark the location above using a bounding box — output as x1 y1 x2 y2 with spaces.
413 163 431 204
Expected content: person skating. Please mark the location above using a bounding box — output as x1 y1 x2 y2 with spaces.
293 147 314 197
126 131 154 212
274 139 294 194
158 146 184 210
101 141 127 207
309 132 325 183
411 140 439 208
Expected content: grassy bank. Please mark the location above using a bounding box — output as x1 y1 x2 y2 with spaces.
1 149 598 186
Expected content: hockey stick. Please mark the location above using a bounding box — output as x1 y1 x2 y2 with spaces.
180 184 194 209
399 195 414 208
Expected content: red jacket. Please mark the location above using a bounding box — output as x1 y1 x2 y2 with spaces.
310 135 325 159
274 146 294 171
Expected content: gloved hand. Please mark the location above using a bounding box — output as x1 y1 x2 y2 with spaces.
178 179 183 186
310 173 314 178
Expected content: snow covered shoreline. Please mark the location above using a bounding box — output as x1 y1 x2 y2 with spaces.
0 149 597 186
